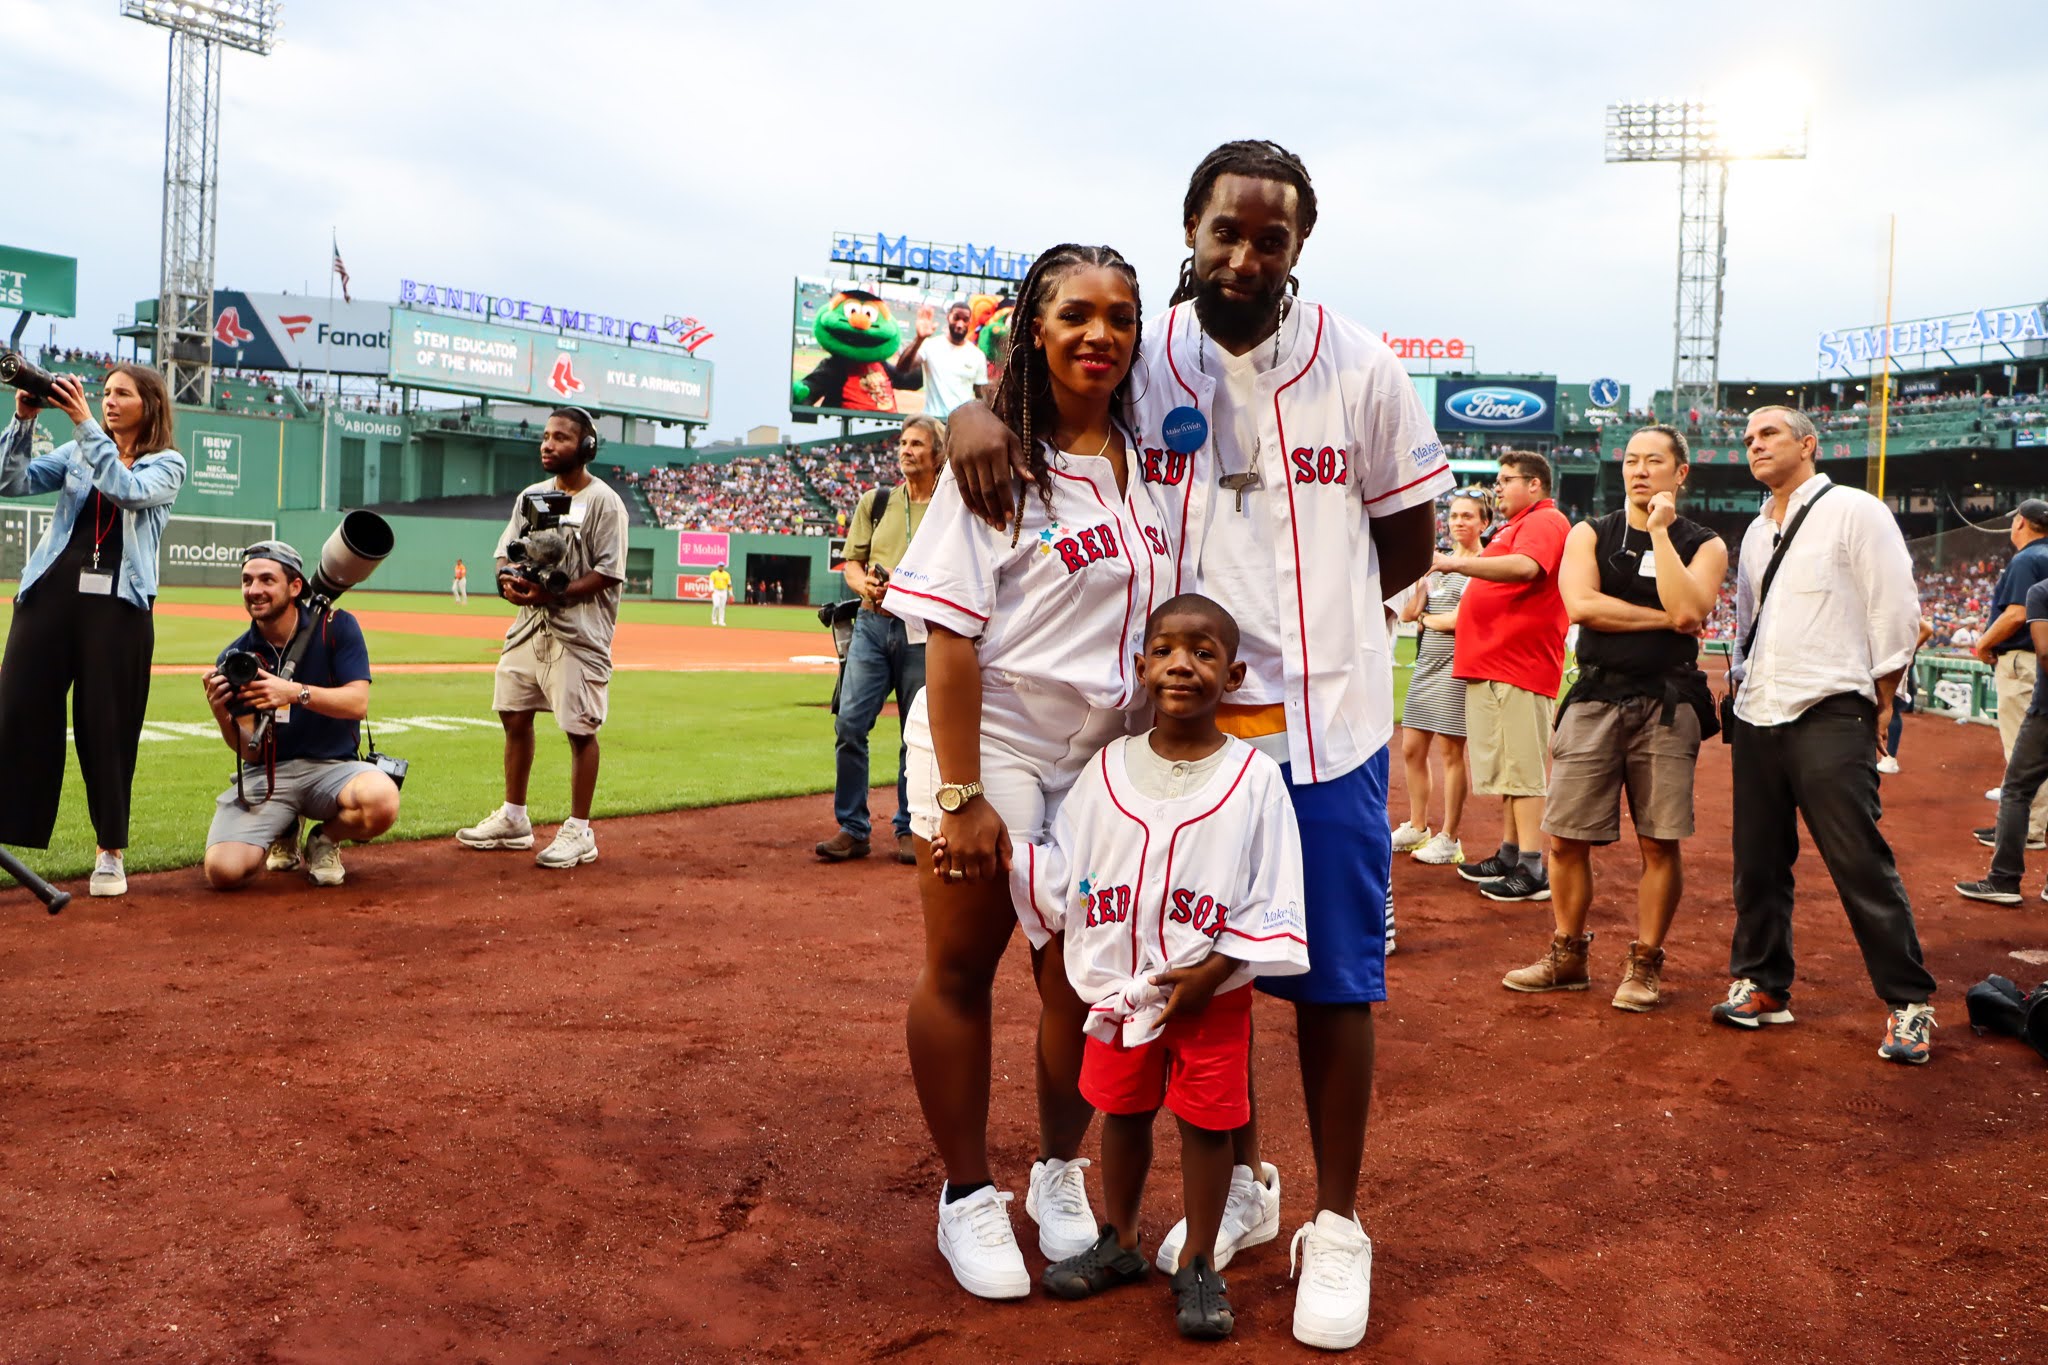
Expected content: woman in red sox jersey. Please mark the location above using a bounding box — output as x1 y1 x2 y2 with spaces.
880 244 1174 1301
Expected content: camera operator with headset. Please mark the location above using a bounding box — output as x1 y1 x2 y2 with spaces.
456 406 627 869
0 364 185 899
200 542 401 889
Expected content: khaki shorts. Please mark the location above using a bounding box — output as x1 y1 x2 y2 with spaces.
1542 696 1701 844
1465 680 1554 797
493 632 609 736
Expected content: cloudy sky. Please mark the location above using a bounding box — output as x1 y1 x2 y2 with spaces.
5 0 2043 441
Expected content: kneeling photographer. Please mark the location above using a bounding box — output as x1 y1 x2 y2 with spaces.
201 542 400 890
455 407 627 869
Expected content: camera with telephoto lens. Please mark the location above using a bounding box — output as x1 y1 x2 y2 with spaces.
0 351 63 406
218 648 268 717
501 490 573 597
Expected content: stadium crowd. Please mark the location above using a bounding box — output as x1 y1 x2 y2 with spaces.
624 436 897 537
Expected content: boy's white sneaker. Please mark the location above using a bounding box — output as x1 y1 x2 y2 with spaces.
536 823 597 868
935 1185 1029 1300
1024 1156 1098 1260
1389 821 1430 852
1155 1161 1282 1273
457 806 534 850
1290 1209 1374 1350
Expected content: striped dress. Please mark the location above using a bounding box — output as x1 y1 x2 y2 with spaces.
1402 571 1470 737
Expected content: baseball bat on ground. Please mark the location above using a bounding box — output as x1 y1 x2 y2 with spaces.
1 846 72 914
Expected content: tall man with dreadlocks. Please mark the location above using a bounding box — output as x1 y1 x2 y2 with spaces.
946 140 1449 1349
456 407 629 870
882 244 1177 1302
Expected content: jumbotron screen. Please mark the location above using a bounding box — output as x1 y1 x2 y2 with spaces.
790 276 1009 420
388 308 712 423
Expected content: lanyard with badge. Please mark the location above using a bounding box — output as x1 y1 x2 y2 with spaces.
79 491 117 596
1164 298 1292 515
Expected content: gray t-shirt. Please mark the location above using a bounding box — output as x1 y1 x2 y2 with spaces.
495 476 630 670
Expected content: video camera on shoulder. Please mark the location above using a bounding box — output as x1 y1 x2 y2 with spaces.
502 490 574 597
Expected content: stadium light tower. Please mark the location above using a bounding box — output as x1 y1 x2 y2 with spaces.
1605 100 1808 420
121 1 283 406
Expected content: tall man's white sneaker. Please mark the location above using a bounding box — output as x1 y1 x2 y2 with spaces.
457 806 534 850
88 850 126 898
1390 821 1430 853
1156 1161 1282 1272
1024 1157 1098 1260
935 1185 1029 1300
536 823 598 868
1290 1209 1374 1350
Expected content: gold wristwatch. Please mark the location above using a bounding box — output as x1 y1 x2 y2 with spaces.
934 781 984 813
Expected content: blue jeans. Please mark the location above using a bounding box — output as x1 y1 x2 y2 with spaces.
834 610 926 842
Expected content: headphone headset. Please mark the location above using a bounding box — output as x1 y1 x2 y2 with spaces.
556 406 599 456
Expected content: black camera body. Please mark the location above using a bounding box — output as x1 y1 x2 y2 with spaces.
0 350 63 405
218 648 267 716
368 750 408 789
501 490 574 598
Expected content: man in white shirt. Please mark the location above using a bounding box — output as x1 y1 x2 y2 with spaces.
894 301 986 420
1719 405 1937 1064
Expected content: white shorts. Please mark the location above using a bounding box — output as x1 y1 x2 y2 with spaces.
904 676 1130 844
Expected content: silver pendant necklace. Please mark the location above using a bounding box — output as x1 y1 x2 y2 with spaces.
1199 298 1290 515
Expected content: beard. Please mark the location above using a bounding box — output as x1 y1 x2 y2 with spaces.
1192 273 1288 348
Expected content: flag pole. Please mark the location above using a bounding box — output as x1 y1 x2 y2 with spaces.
1875 214 1896 503
320 227 335 510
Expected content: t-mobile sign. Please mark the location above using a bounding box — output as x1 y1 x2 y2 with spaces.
676 530 730 566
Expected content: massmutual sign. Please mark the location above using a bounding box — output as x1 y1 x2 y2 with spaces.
1816 302 2048 374
828 232 1035 282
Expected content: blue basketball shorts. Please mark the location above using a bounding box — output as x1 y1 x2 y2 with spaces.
1256 746 1391 1006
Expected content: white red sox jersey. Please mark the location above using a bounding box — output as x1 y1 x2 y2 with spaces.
1011 735 1309 1046
883 447 1174 711
1130 302 1454 783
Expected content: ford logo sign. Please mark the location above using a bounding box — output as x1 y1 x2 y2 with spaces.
1445 386 1550 427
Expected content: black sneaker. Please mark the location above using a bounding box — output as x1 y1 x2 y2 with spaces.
1954 879 2024 905
1043 1225 1151 1300
1172 1254 1234 1340
1973 827 2047 851
1479 866 1552 902
1457 853 1516 883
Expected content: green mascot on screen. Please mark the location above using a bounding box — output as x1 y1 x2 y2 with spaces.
793 289 924 413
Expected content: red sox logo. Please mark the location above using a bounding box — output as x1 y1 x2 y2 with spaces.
1169 887 1230 938
1141 447 1191 486
549 355 585 397
1290 446 1350 486
213 307 254 347
1052 522 1121 575
1078 877 1133 929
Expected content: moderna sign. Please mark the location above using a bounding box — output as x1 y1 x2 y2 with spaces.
1435 380 1557 434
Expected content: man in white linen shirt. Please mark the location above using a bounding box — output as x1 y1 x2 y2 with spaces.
1718 405 1939 1064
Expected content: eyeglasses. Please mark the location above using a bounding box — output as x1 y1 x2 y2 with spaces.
1493 474 1531 488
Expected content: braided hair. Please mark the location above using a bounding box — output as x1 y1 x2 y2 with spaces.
988 243 1143 540
1170 139 1319 306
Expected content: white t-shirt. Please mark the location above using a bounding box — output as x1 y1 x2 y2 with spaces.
882 447 1174 711
917 336 986 419
1010 734 1309 1045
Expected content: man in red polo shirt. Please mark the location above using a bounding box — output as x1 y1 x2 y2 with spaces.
1436 450 1571 901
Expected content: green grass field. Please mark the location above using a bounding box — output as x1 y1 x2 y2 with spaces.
152 585 826 632
0 590 1417 885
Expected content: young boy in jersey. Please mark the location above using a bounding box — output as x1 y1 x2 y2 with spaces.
961 594 1307 1338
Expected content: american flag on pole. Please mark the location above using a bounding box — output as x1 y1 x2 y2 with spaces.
331 237 352 304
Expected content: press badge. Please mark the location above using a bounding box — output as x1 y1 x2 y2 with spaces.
78 571 114 595
1637 551 1658 578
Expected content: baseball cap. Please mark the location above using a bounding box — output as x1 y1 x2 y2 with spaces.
2019 500 2048 532
242 539 305 581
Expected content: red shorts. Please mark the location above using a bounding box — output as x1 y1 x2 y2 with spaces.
1079 984 1253 1131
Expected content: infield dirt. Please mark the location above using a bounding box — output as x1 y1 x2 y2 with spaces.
2 711 2044 1363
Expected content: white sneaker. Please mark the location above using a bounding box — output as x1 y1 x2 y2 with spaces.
935 1185 1029 1300
1987 787 2003 801
1412 832 1465 865
457 806 535 850
1156 1161 1281 1273
1876 755 1900 774
266 822 302 871
88 850 126 898
1025 1156 1098 1260
1290 1210 1374 1350
536 823 597 868
1390 821 1430 853
302 824 345 887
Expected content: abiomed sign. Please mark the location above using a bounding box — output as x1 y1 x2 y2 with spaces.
829 232 1035 282
1816 302 2048 374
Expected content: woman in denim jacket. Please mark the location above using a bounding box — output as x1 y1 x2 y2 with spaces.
0 365 185 896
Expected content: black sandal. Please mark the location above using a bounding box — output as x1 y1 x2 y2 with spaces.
1043 1225 1151 1300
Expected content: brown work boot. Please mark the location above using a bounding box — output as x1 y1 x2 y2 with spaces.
1502 932 1593 993
896 833 917 866
814 831 871 862
1611 941 1666 1012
